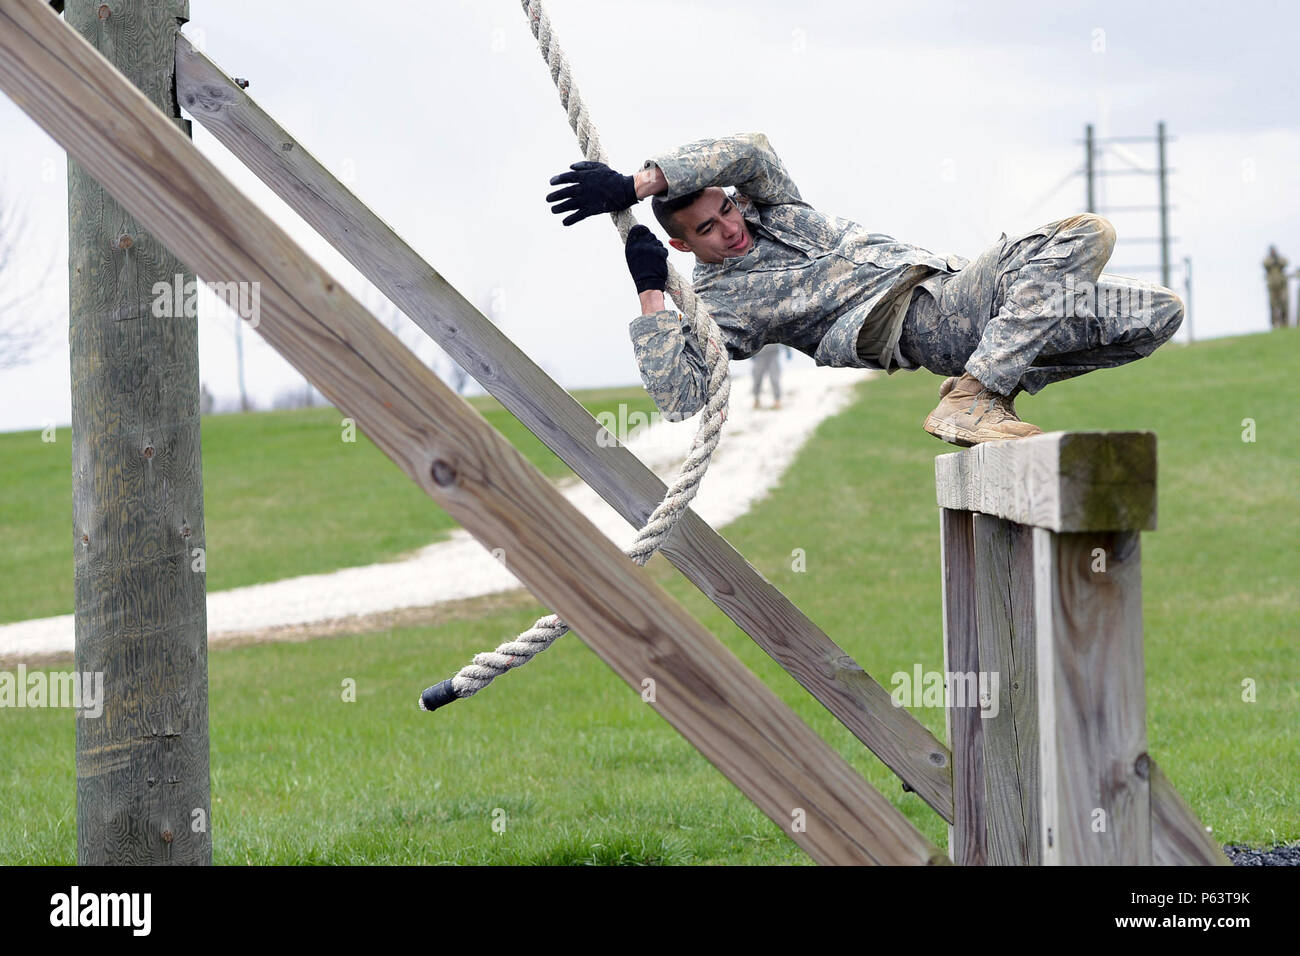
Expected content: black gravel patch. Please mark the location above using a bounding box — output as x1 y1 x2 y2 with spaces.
1223 843 1300 866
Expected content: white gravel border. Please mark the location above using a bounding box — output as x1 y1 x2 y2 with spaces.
0 367 873 658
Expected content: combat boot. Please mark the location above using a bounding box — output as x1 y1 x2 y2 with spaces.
938 375 1021 400
924 373 1042 446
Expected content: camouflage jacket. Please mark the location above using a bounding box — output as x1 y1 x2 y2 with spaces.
629 132 969 419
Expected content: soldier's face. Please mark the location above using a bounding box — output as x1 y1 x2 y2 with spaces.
667 188 752 263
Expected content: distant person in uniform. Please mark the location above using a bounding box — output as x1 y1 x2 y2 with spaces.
749 343 791 410
1264 246 1290 329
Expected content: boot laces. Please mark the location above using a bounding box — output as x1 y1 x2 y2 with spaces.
965 388 1015 424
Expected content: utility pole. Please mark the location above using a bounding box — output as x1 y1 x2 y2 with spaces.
1157 121 1170 288
235 311 249 410
1080 121 1178 288
1084 123 1095 214
65 0 211 865
1182 255 1194 343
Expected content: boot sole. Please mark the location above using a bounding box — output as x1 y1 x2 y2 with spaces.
923 414 978 447
924 413 1044 447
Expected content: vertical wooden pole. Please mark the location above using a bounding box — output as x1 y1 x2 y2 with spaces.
971 514 1039 865
66 0 210 865
940 508 984 865
1034 529 1149 865
936 433 1224 865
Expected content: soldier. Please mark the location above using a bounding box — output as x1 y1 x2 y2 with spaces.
749 343 791 410
546 133 1185 446
1263 245 1289 329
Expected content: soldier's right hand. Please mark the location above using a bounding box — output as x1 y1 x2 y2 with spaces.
625 225 668 293
546 161 639 226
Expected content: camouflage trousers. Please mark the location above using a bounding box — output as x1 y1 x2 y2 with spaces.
897 213 1185 395
751 349 782 400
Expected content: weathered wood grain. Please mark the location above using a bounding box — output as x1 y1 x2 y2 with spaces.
0 0 951 865
972 514 1040 865
940 508 984 865
1034 528 1150 864
171 36 955 823
65 0 210 867
939 426 1223 866
950 513 1222 867
935 432 1157 532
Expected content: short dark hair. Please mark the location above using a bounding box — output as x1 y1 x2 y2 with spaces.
652 188 705 241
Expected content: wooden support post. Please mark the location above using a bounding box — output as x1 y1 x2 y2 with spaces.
170 37 956 823
63 0 210 865
0 0 950 865
936 432 1229 865
939 508 984 865
972 514 1038 865
1035 527 1149 864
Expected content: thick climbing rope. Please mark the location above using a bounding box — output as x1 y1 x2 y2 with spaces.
418 0 733 712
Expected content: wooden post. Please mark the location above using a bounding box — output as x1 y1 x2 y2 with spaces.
971 514 1038 865
939 508 983 865
64 0 210 865
936 432 1229 865
1035 526 1148 864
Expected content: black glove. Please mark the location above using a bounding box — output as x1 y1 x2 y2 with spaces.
625 225 668 294
546 161 639 226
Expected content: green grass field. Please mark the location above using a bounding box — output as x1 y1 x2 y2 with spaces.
1 328 1295 864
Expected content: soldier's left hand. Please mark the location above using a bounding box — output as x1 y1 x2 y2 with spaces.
625 225 668 293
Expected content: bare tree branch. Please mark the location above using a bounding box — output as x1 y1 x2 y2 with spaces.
362 285 471 394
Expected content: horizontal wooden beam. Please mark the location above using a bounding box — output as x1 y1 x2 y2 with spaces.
935 432 1157 532
172 36 956 823
0 0 949 865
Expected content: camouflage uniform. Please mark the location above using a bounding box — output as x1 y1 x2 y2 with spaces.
628 132 1183 417
1263 247 1289 329
898 214 1185 395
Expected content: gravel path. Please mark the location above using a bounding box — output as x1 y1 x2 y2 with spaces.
0 367 872 659
1223 843 1300 865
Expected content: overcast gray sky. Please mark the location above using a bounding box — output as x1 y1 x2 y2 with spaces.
1 0 1297 431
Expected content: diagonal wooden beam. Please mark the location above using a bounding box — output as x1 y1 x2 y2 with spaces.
171 35 956 823
1151 759 1231 866
0 0 950 865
